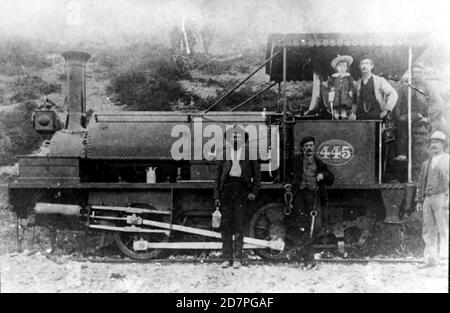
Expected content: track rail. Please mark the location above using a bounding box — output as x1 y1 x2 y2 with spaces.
315 258 421 264
64 255 422 265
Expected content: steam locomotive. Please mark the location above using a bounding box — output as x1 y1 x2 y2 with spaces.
8 33 429 260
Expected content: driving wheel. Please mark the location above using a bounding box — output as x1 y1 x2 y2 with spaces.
249 203 297 260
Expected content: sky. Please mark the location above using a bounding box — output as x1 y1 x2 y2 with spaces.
0 0 450 51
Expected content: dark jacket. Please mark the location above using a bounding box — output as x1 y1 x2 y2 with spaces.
213 147 261 200
287 154 334 207
415 153 449 203
328 73 356 109
395 80 444 128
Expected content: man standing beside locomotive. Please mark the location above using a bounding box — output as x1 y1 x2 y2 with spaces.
393 63 446 173
415 131 449 268
285 136 334 235
355 57 398 120
213 128 261 269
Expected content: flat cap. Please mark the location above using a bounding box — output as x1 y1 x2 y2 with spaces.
300 136 315 147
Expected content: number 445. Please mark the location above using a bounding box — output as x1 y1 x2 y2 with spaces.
319 145 352 160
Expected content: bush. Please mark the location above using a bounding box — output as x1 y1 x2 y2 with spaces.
108 44 193 111
110 72 189 111
103 42 271 111
0 101 43 165
9 75 60 103
196 47 266 76
0 38 52 76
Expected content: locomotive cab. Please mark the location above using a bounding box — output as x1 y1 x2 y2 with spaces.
247 32 429 258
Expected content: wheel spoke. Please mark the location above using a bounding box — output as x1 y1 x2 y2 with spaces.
264 209 283 223
125 237 133 246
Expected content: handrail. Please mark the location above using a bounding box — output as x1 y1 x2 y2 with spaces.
204 50 281 113
230 81 277 112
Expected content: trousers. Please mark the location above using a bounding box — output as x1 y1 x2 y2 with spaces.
221 178 248 261
293 188 322 231
422 193 449 263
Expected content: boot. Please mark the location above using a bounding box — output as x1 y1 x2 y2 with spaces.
232 259 242 269
417 258 438 269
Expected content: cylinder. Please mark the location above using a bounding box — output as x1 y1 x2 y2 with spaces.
61 51 91 131
34 202 81 216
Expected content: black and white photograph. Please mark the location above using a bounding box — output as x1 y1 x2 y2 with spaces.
0 0 448 296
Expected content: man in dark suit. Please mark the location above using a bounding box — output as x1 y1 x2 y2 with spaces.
285 136 334 234
213 129 261 269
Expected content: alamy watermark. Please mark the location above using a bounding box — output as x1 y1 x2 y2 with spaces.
170 118 279 171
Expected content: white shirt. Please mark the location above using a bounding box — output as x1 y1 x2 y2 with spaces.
229 147 242 177
431 154 443 169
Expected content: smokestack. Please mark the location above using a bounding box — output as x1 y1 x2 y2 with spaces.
61 51 91 131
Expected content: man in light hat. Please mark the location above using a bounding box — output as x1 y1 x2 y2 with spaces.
328 55 357 120
354 57 398 120
415 130 449 268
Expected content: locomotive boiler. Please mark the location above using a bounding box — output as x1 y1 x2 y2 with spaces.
8 33 429 260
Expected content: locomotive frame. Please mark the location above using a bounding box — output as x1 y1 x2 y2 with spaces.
8 33 429 260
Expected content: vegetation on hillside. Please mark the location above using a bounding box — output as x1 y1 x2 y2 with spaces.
9 75 60 103
0 38 60 166
105 43 192 111
0 101 42 165
0 38 52 76
100 34 281 112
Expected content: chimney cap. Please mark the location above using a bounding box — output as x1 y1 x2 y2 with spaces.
62 51 91 63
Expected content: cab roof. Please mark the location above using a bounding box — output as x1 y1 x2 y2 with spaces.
266 32 430 82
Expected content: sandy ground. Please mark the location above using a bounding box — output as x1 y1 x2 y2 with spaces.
0 252 447 293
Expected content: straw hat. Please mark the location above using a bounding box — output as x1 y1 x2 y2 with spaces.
331 55 353 69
